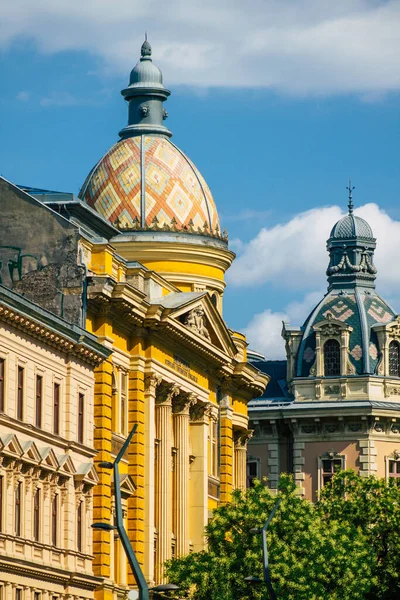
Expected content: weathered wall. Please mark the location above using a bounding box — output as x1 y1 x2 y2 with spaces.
0 178 84 324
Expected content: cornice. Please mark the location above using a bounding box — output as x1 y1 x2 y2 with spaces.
0 296 109 367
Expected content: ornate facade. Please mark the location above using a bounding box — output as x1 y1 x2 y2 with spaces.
0 277 110 599
0 37 268 600
248 194 400 500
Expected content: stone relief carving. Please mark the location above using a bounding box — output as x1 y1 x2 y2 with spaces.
324 385 340 395
234 430 254 449
184 307 211 340
173 393 198 415
139 104 149 117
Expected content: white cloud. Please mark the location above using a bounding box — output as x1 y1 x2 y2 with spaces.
1 1 400 95
16 91 29 101
236 203 400 358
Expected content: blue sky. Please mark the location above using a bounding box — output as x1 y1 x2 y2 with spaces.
1 1 400 358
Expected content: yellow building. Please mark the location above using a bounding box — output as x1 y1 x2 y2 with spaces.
77 39 268 596
1 38 268 599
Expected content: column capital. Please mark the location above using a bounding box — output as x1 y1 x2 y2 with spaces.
145 372 163 392
234 429 254 450
173 392 197 415
156 382 180 406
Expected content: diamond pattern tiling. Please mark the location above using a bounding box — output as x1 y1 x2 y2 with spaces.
80 136 220 232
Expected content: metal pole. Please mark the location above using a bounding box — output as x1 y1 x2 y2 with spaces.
112 424 150 600
262 497 281 600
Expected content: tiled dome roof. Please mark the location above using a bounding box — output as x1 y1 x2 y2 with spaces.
79 136 220 235
330 214 373 239
296 289 396 377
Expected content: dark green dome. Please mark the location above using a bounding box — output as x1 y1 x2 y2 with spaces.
330 213 374 240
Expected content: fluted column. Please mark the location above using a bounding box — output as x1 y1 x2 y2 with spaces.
144 372 162 584
234 430 253 490
173 393 197 557
155 383 179 583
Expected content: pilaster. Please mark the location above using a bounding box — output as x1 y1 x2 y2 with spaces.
155 383 179 583
219 395 233 503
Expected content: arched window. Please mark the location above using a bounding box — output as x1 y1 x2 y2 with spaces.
324 339 341 376
389 341 400 377
210 293 218 308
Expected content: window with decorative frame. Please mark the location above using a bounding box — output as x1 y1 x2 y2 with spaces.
78 392 84 443
323 339 341 376
15 480 22 536
17 366 24 420
389 340 400 377
51 494 58 546
77 500 83 552
386 452 400 485
35 374 43 428
120 371 128 436
33 487 40 542
318 452 345 489
53 382 60 435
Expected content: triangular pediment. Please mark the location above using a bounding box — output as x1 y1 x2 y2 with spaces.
162 293 238 357
74 462 99 486
21 440 42 464
0 433 23 458
114 474 136 498
39 447 59 470
57 454 76 476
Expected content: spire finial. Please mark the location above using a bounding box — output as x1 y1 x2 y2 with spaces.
141 34 152 59
346 178 355 214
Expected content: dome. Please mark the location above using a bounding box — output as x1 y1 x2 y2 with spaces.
330 213 374 240
79 135 221 235
296 289 396 377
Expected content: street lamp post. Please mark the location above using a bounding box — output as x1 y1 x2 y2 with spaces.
93 424 150 600
248 497 281 600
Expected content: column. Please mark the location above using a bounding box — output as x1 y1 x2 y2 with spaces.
234 431 253 491
173 393 197 557
189 402 211 552
220 394 234 504
155 383 179 583
143 373 162 584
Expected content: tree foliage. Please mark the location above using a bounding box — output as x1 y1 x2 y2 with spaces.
318 469 400 600
165 475 375 600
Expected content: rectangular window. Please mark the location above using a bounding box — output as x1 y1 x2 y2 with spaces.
388 460 400 485
211 421 218 477
246 459 259 488
15 481 21 536
77 501 83 552
120 372 127 436
35 375 42 428
321 457 343 487
15 590 22 600
34 593 41 600
78 393 84 443
53 383 60 435
0 358 4 412
51 495 58 546
33 488 40 542
17 366 24 420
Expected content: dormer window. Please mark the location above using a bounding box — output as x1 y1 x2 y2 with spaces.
389 340 400 377
323 339 341 376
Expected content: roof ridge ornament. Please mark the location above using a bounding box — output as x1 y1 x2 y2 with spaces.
141 33 152 59
346 178 355 215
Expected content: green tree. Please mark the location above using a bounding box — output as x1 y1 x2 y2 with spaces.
165 476 374 600
318 470 400 600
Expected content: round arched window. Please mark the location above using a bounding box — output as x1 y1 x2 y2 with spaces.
210 293 218 308
389 340 400 377
324 339 341 376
